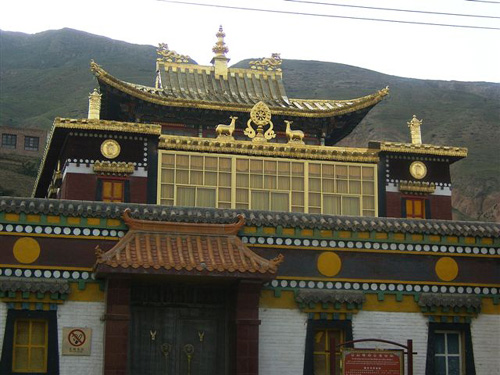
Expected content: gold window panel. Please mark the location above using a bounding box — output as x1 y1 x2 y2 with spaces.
12 319 48 373
158 151 377 216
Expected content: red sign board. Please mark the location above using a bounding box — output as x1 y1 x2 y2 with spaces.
342 349 403 375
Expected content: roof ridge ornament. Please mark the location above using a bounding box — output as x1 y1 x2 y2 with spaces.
407 114 423 144
156 43 191 63
249 53 282 71
211 25 230 78
245 101 276 143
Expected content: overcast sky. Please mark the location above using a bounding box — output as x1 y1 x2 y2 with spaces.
1 0 499 82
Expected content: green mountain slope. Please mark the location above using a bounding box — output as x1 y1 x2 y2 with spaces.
1 29 499 221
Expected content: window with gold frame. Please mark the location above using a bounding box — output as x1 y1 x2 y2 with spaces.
12 319 48 373
158 151 377 216
304 319 353 375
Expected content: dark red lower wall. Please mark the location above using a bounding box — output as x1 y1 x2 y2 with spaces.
385 192 452 220
60 172 147 203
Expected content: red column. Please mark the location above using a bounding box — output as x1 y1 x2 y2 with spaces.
236 280 263 375
103 277 131 375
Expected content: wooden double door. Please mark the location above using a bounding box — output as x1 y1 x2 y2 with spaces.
129 305 227 375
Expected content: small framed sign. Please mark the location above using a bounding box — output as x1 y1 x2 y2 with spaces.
342 348 404 375
62 327 92 356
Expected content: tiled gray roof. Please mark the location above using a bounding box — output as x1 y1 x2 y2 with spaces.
296 290 366 305
0 277 71 294
1 197 499 238
418 293 481 309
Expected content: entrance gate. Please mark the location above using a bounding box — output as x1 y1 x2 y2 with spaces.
128 284 229 375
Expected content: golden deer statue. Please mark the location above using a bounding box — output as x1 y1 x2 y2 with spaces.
285 120 305 144
216 116 238 139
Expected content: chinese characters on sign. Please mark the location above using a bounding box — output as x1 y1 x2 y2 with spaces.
62 327 92 356
342 349 403 375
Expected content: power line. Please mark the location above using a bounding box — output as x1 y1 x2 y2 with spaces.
466 0 500 4
157 0 500 31
286 0 500 20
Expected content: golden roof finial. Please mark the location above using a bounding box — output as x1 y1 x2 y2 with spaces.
212 25 229 57
407 115 423 145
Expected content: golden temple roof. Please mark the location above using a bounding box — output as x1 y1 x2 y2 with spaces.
90 60 389 118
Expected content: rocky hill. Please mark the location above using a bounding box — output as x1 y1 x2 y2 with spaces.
1 28 499 221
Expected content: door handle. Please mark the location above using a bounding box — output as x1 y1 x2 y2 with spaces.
183 344 195 375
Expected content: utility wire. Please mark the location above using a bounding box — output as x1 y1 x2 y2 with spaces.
157 0 500 30
466 0 500 4
286 0 500 20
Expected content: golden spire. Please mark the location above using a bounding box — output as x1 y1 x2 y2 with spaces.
211 25 230 78
88 88 102 120
407 115 423 145
212 25 229 57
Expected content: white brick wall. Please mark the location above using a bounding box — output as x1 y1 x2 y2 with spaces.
259 308 308 375
352 311 429 375
0 302 6 355
472 314 500 375
57 301 105 375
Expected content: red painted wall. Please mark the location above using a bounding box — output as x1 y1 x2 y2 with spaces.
385 192 452 220
60 173 148 203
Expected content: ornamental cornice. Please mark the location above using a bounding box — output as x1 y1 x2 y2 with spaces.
93 161 135 176
54 118 161 135
159 135 379 162
375 141 468 157
399 181 436 194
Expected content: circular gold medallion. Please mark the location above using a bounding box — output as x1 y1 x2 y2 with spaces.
317 252 342 277
250 101 271 126
13 237 41 264
435 257 459 282
409 161 427 179
101 139 120 159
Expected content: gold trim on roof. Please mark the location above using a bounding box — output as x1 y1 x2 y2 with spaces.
159 135 379 162
249 53 282 71
378 141 468 157
90 61 388 118
399 181 436 194
156 43 191 63
54 118 162 135
93 161 135 176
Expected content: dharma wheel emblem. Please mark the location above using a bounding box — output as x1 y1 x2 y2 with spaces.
101 139 121 159
244 101 276 143
409 161 427 180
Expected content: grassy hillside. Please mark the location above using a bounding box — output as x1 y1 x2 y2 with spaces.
1 29 499 221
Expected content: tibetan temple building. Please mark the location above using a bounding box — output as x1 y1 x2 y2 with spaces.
0 27 498 375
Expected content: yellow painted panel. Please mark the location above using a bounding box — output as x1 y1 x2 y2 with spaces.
393 233 405 241
302 229 313 236
339 231 351 239
87 218 100 226
282 228 295 236
69 283 105 302
429 235 441 242
5 213 20 222
447 236 458 243
106 219 121 227
412 234 423 242
465 237 475 244
26 215 41 223
244 226 257 234
481 238 493 245
358 232 370 239
67 217 81 225
47 215 60 223
482 298 500 314
375 232 388 240
320 230 333 238
263 227 276 235
259 290 297 309
363 294 420 313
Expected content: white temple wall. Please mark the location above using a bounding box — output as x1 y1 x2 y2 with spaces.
471 314 500 375
259 308 308 375
57 301 105 375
